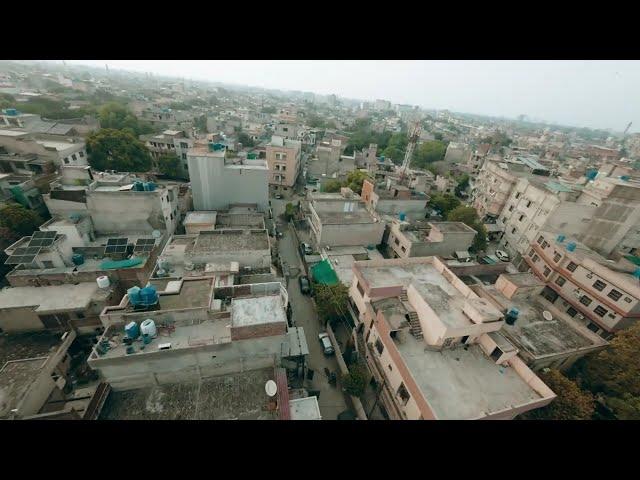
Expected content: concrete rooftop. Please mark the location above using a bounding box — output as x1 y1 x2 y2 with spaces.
0 282 105 312
317 210 377 225
231 295 287 327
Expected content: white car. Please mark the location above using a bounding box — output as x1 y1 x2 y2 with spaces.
495 250 510 262
318 332 335 355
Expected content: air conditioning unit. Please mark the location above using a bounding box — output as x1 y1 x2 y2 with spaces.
577 314 585 320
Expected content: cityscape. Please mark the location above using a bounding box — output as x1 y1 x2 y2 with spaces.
0 59 638 421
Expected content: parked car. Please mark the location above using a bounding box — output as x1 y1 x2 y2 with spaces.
274 193 283 199
299 275 311 294
318 332 335 355
495 250 510 262
300 242 313 256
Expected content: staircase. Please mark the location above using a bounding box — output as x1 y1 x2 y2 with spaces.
400 289 423 339
400 289 409 302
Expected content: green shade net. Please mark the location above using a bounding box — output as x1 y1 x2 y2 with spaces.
624 255 640 267
311 259 339 285
100 257 144 270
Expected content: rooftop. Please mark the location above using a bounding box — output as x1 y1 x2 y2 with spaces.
316 210 377 225
146 278 213 311
186 230 270 253
0 282 108 312
430 222 477 234
184 211 217 226
231 295 287 327
289 397 322 420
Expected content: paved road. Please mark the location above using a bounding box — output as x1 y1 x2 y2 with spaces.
277 221 348 420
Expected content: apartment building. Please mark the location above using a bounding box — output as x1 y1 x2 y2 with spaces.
497 177 597 270
525 231 640 336
187 142 269 212
361 178 429 219
443 142 472 164
385 220 477 259
265 135 302 195
140 130 194 180
434 175 458 195
0 128 87 167
349 257 555 420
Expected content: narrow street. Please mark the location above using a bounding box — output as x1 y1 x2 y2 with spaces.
276 216 348 420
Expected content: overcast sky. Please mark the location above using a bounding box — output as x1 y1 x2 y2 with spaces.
62 60 640 133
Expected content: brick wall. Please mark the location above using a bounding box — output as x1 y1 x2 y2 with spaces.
231 322 286 341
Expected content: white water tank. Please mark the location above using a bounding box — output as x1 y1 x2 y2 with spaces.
96 275 110 289
140 319 157 338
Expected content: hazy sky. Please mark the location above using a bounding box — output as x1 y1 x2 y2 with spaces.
63 60 640 132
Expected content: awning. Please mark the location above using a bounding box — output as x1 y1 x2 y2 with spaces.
310 259 339 285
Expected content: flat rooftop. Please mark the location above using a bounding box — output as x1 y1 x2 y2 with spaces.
289 397 322 420
395 337 542 419
185 230 270 253
99 368 278 420
502 273 544 288
0 282 105 312
317 210 376 225
184 211 217 225
430 222 476 233
146 278 213 311
232 295 287 327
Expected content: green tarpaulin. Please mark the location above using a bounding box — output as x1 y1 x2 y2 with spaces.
625 255 640 267
311 259 339 285
100 257 144 270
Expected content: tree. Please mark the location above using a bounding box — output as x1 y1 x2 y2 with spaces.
429 193 461 217
261 106 276 114
237 132 255 148
314 283 350 326
86 129 152 172
98 103 153 136
0 204 43 236
571 323 640 419
283 203 296 222
345 170 370 195
433 132 444 141
157 154 180 178
412 140 448 169
326 120 337 130
0 93 14 110
522 369 594 420
307 115 326 129
454 174 470 197
446 206 487 252
323 180 343 193
342 362 368 397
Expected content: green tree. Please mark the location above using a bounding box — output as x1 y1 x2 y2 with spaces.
237 132 255 148
323 180 343 193
284 203 296 221
571 323 640 419
0 204 43 236
342 362 368 397
194 115 207 134
326 120 337 129
86 129 152 172
446 206 487 251
0 93 15 109
429 193 461 217
314 282 350 326
98 103 153 136
157 154 180 178
413 140 448 169
261 106 276 114
345 170 370 195
454 174 470 197
433 132 444 141
522 369 594 420
307 115 326 129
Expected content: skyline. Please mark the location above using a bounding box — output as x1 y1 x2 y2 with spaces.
58 60 640 134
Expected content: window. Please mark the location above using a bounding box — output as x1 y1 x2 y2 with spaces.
580 295 592 306
401 246 406 253
515 192 521 199
388 364 393 371
537 235 544 245
184 163 188 170
281 165 286 171
397 383 410 405
72 154 77 161
509 205 514 212
608 289 622 301
541 286 558 303
64 158 70 164
76 311 85 320
356 281 365 297
511 228 517 234
518 214 524 222
594 305 608 317
532 254 539 262
180 142 188 149
526 200 532 208
541 241 549 249
624 297 633 303
529 248 535 257
375 338 384 355
555 276 566 286
566 262 578 272
395 238 400 246
593 280 607 291
566 307 578 317
587 322 599 333
79 151 85 158
553 252 562 263
543 266 551 277
181 153 187 160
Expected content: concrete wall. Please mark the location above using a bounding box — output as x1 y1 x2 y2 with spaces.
0 307 44 332
317 222 385 247
188 154 269 212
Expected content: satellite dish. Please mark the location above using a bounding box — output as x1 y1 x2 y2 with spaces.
542 311 553 321
265 380 277 397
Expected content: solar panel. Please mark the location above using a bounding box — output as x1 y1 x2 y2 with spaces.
106 238 128 246
28 238 56 248
13 246 42 256
32 231 57 240
5 254 37 265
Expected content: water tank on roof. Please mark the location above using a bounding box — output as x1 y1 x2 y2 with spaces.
140 285 159 306
5 108 18 116
399 212 406 221
96 275 110 289
556 234 566 243
566 242 577 252
127 286 142 305
72 253 85 266
69 213 81 224
133 181 145 191
152 230 162 239
620 175 631 181
141 319 157 338
505 307 519 325
143 182 156 191
633 268 640 279
585 169 598 181
125 321 140 340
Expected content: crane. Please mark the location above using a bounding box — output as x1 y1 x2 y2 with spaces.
400 120 422 181
624 121 633 137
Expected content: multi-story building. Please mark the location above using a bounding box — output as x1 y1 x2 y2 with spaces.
525 231 640 336
433 175 458 195
0 128 87 168
265 135 301 195
384 220 477 259
375 99 391 111
140 130 194 180
443 142 472 165
360 178 429 219
187 142 269 212
349 256 555 420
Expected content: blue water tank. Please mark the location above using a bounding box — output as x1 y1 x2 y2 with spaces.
585 169 598 181
143 182 156 192
566 242 577 252
127 286 142 305
71 253 85 266
5 108 18 116
556 234 566 243
125 321 140 339
620 175 631 181
133 181 145 191
140 285 159 305
633 268 640 279
399 212 406 221
505 307 519 325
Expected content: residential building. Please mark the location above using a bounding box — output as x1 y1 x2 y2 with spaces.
443 142 472 165
266 135 302 195
385 220 477 259
525 231 640 335
140 130 194 180
0 128 87 167
349 256 555 420
187 141 269 212
434 175 458 195
375 99 391 111
138 107 194 136
360 178 429 219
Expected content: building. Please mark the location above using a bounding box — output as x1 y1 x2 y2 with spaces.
433 175 458 195
0 128 87 167
360 178 429 219
138 107 194 136
443 142 472 165
469 272 607 371
525 231 640 336
140 130 194 180
307 189 385 247
385 220 477 259
187 142 269 212
374 99 391 111
0 153 57 216
265 135 302 195
88 276 295 391
349 256 555 420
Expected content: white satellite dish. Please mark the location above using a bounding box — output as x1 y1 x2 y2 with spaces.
542 311 553 321
265 380 278 397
